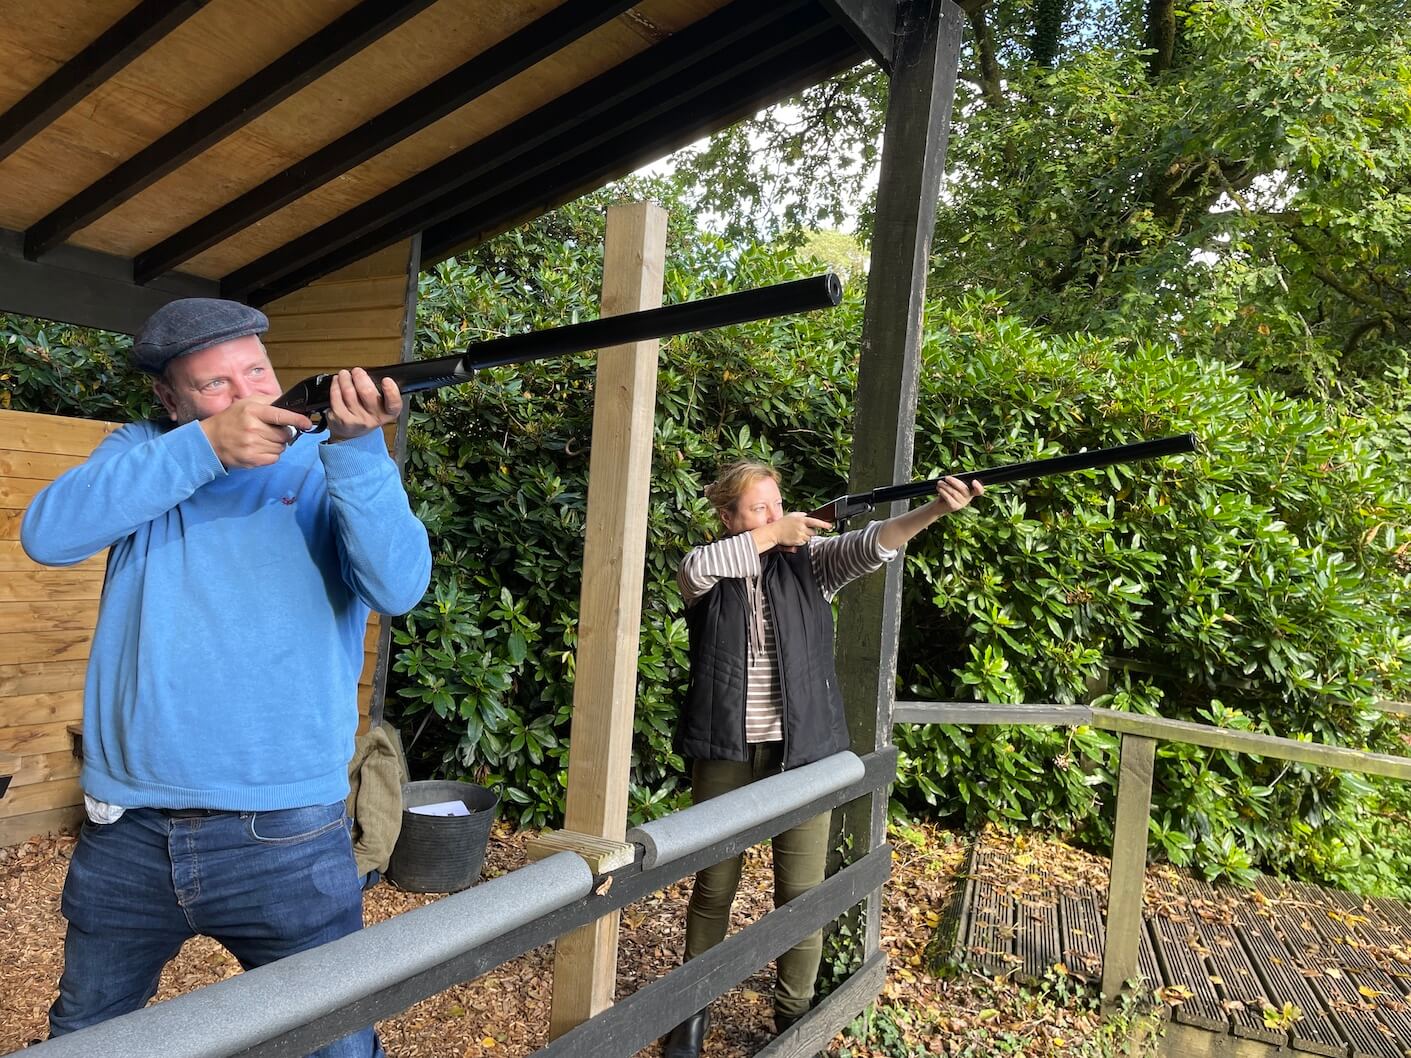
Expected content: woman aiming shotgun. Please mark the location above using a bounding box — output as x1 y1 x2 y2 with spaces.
661 434 1195 1054
661 460 981 1058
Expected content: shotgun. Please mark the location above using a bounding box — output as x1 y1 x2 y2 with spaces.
274 273 843 425
807 433 1199 523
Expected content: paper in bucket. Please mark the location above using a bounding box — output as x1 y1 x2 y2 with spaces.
387 779 498 893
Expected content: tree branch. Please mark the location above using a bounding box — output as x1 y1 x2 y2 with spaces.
1283 224 1411 322
1343 315 1395 357
1212 173 1411 326
959 0 1004 108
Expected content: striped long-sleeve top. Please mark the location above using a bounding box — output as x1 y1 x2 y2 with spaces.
678 521 897 743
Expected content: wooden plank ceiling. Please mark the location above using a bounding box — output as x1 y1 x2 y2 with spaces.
0 0 869 323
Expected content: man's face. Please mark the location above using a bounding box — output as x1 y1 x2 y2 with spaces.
721 475 784 535
153 335 282 425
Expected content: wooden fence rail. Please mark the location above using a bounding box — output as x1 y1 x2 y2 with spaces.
893 701 1411 1002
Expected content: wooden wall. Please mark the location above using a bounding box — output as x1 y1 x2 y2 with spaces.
0 236 420 846
0 410 118 845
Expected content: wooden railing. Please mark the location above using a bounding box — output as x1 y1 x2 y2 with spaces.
893 701 1411 1002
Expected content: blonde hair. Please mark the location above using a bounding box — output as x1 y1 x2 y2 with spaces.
703 460 781 518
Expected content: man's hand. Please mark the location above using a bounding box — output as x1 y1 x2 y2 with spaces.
324 368 403 442
752 512 833 553
200 398 314 469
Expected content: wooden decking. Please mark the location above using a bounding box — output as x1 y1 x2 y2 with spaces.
946 836 1411 1057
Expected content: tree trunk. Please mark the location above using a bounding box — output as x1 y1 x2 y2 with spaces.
1031 0 1066 67
1145 0 1178 77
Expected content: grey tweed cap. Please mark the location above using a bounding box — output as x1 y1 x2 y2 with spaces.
131 298 269 375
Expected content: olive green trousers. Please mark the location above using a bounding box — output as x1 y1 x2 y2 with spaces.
683 742 832 1020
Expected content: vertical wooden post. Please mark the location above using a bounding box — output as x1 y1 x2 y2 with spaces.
834 0 963 957
1101 734 1155 1003
548 202 667 1039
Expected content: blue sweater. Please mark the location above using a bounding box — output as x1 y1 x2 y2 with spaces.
21 419 431 811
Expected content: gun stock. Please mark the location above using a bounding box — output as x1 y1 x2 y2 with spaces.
274 273 843 422
809 433 1198 523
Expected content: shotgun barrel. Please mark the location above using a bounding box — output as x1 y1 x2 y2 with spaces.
809 433 1199 523
274 273 844 421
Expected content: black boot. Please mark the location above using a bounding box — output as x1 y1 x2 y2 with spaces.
774 1009 803 1036
662 1007 710 1058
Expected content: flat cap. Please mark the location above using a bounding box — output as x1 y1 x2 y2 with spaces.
131 298 269 375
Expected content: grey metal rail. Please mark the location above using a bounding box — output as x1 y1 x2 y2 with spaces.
26 852 594 1058
18 747 898 1058
628 750 864 867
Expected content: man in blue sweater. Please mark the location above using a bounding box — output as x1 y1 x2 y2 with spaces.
22 298 432 1057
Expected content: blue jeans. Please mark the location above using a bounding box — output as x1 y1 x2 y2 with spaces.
50 804 382 1057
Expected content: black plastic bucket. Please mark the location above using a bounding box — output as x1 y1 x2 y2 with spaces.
386 780 498 893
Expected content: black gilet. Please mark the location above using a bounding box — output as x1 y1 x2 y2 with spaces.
677 545 851 770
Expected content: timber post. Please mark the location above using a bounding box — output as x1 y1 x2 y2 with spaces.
834 0 963 957
546 202 668 1038
1100 734 1155 1003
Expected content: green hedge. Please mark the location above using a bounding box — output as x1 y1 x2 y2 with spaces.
895 293 1411 890
390 190 1411 894
4 183 1408 895
1 315 152 421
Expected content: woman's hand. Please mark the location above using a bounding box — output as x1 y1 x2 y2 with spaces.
752 512 833 553
932 476 983 513
876 476 984 551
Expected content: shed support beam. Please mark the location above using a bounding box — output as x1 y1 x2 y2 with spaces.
548 202 668 1038
818 0 899 72
0 229 217 334
134 0 636 284
223 0 828 302
833 0 963 958
23 0 438 261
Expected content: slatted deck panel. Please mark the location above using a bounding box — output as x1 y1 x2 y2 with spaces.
947 837 1411 1058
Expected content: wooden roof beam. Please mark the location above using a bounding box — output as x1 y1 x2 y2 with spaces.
133 0 639 285
224 0 834 301
0 0 209 165
252 23 860 302
419 29 862 267
818 0 898 73
22 0 439 262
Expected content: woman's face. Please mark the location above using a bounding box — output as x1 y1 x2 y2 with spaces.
720 475 784 535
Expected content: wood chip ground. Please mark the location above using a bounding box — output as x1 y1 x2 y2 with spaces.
3 822 1302 1057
